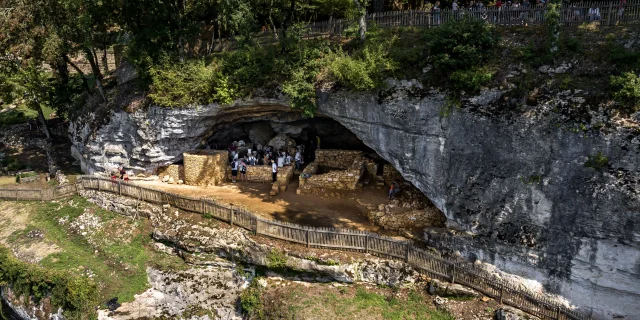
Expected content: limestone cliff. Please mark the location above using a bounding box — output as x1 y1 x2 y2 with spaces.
70 77 639 319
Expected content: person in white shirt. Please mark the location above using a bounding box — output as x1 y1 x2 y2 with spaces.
271 161 278 183
295 151 302 171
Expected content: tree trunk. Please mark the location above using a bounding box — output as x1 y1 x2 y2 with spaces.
34 102 51 139
64 55 91 94
101 47 109 74
208 22 216 54
84 49 107 102
354 0 367 42
281 0 297 52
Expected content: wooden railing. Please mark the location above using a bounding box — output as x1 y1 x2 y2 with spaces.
0 184 77 201
245 0 640 44
0 176 591 320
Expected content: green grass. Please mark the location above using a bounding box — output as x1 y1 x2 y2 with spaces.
257 284 455 320
0 104 55 126
10 197 186 306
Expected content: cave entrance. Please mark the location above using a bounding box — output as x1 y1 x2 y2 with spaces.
151 114 446 235
204 117 374 162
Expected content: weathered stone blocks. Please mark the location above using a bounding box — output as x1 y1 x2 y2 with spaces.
183 150 228 186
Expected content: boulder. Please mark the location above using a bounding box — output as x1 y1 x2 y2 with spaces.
162 175 170 183
427 278 479 299
168 176 175 184
495 306 540 320
248 122 275 146
267 133 296 151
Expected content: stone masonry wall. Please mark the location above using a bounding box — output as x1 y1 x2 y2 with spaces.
314 150 363 169
225 165 294 185
298 158 364 193
157 164 185 182
183 150 228 186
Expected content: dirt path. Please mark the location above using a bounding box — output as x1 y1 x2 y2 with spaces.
133 178 390 233
0 202 60 262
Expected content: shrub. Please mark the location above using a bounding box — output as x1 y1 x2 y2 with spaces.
240 278 264 318
424 17 499 78
265 248 288 269
221 45 283 93
585 152 609 170
5 157 25 172
324 42 397 91
149 60 236 107
0 247 98 319
449 67 493 92
611 72 640 112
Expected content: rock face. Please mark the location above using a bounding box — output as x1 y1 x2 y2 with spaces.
71 81 640 318
318 84 640 319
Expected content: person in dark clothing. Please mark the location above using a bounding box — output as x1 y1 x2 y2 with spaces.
271 161 278 183
388 181 401 200
119 167 126 180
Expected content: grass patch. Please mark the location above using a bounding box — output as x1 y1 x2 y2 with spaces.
11 197 186 307
265 248 288 270
0 176 17 186
257 284 455 320
0 104 55 126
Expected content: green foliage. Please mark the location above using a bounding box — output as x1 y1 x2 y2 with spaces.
240 278 264 318
0 247 99 320
281 39 332 116
606 36 640 68
4 157 26 172
425 17 499 77
585 152 609 170
544 3 561 54
149 59 237 107
611 72 640 112
265 248 288 269
324 42 397 91
449 67 493 92
423 17 498 93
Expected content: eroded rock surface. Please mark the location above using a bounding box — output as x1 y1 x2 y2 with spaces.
98 266 247 320
71 77 640 318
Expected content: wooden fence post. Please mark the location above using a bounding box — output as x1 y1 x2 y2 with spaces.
405 244 411 262
450 264 456 284
201 199 205 214
229 206 234 227
254 217 259 234
555 306 561 320
365 234 369 254
40 189 44 202
499 284 504 304
118 180 122 195
306 230 310 248
606 2 614 25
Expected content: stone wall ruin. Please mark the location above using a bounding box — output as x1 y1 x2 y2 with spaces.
298 150 365 194
183 150 228 186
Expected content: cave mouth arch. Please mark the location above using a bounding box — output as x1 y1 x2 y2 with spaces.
187 110 447 234
204 116 374 155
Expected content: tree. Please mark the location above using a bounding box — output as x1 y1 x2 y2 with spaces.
0 61 55 139
353 0 367 42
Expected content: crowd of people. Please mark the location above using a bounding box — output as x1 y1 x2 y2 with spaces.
427 0 628 25
227 142 307 183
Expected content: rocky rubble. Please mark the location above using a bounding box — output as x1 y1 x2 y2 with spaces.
98 266 248 320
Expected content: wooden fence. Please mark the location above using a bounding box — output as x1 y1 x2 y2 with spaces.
0 176 591 320
245 0 640 44
0 184 77 201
